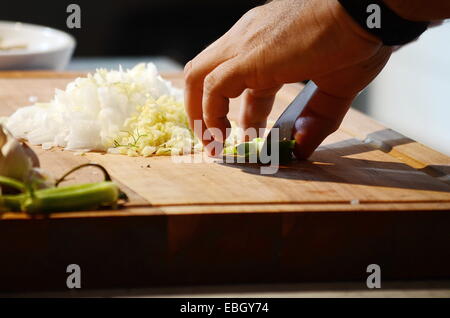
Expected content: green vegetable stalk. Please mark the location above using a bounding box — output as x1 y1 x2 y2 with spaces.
0 164 128 214
223 137 296 164
0 123 128 214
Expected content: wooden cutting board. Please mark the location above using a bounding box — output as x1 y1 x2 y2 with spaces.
0 71 449 292
1 72 449 213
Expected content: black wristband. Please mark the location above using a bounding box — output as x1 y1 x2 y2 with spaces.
337 0 430 46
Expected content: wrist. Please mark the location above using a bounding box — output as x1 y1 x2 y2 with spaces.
383 0 422 21
326 0 382 45
335 0 430 46
383 0 450 21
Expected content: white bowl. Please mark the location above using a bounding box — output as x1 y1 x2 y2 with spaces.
0 21 76 70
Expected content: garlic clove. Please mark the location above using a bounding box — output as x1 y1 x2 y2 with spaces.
0 127 6 149
0 124 40 183
0 137 34 182
21 141 40 168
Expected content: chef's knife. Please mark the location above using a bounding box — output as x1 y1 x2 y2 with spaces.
260 80 318 158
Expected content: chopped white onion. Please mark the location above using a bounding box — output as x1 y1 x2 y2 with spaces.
6 63 201 156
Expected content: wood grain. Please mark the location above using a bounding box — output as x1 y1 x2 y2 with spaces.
0 71 449 292
0 73 449 216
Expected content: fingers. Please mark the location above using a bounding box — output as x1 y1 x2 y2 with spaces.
184 37 235 141
239 86 282 141
184 61 209 148
202 58 248 143
184 44 232 129
292 90 352 160
293 47 392 160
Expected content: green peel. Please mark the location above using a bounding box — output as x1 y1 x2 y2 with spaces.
223 138 296 163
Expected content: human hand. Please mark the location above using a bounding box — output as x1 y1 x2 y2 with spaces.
184 0 392 158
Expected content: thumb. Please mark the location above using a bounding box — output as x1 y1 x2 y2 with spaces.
293 46 392 160
292 90 352 160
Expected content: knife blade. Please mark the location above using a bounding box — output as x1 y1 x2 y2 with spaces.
261 80 318 157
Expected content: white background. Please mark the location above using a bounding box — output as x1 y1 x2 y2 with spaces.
353 21 450 156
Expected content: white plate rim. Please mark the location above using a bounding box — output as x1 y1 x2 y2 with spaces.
0 21 76 56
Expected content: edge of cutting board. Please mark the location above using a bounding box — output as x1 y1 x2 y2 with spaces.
0 71 449 220
0 72 449 291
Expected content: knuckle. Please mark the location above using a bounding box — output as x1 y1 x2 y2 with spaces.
183 60 196 85
203 113 214 124
203 115 219 130
243 6 260 19
203 72 220 95
183 60 192 74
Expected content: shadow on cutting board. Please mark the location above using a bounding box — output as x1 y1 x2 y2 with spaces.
220 129 450 193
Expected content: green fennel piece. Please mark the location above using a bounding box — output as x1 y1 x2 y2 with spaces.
223 138 296 163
